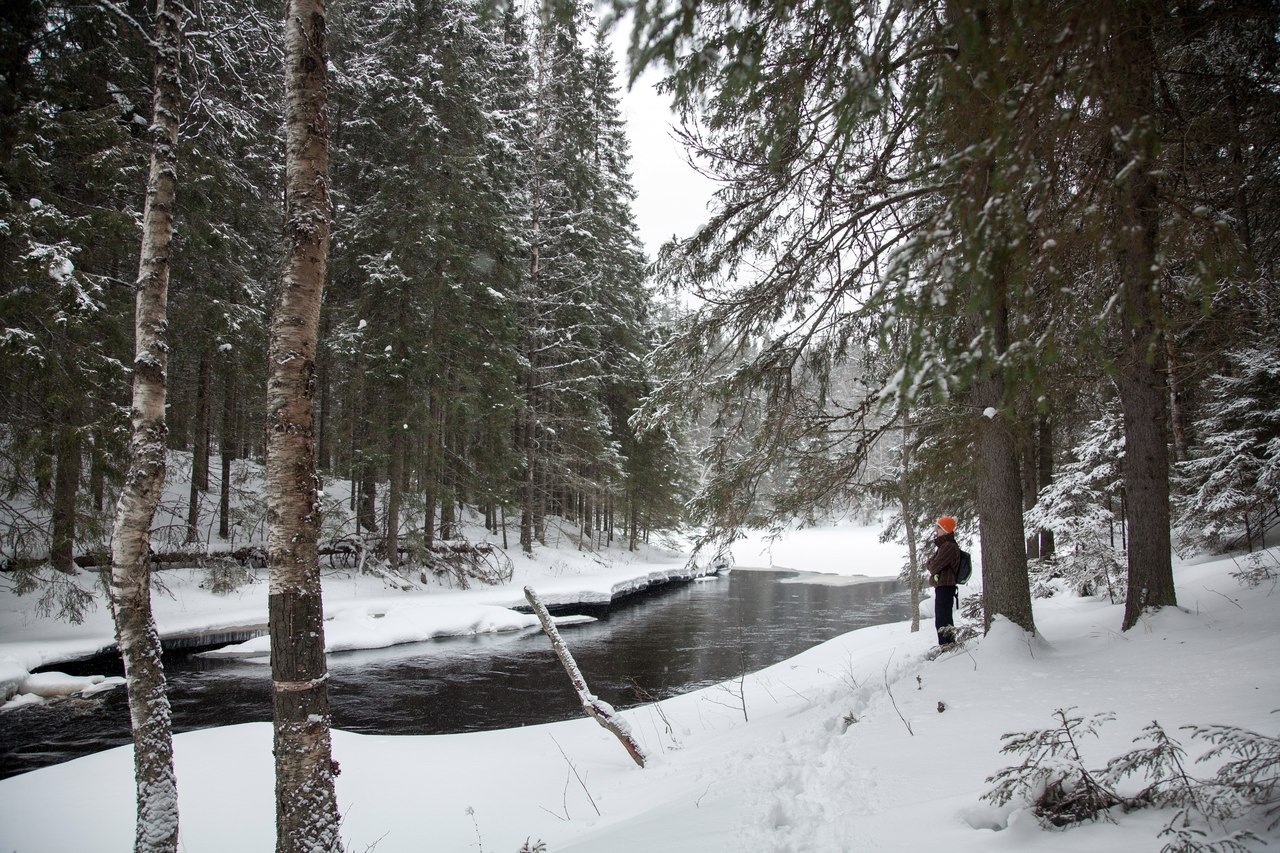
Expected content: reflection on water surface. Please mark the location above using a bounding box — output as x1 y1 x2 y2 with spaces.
0 569 908 778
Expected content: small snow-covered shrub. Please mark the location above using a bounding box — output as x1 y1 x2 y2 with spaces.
202 557 256 594
985 709 1280 851
983 707 1125 827
1188 719 1280 833
1229 551 1278 589
1107 717 1280 852
8 564 97 624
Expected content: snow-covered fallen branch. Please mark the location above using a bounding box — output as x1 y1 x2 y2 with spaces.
524 585 646 768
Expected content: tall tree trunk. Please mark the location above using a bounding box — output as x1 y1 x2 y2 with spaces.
1165 338 1189 464
358 461 377 534
268 2 342 850
348 349 363 513
422 487 437 548
899 409 922 634
387 410 403 572
439 416 455 541
186 345 211 543
628 492 638 552
1036 414 1055 558
972 292 1036 636
218 366 236 541
1021 419 1040 560
354 367 378 535
420 394 439 548
51 410 81 574
108 2 183 849
1108 5 1177 631
947 0 1035 638
520 405 535 555
90 426 106 512
523 97 542 556
196 346 211 491
535 443 548 545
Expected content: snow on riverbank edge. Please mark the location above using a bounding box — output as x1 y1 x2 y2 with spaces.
0 548 720 705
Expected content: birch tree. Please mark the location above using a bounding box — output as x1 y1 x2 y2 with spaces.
107 1 185 850
268 0 342 849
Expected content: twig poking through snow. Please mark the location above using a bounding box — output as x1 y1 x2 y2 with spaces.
465 806 483 852
695 783 714 808
628 678 681 750
550 735 601 817
1203 585 1244 610
883 651 913 736
780 681 812 705
704 650 750 721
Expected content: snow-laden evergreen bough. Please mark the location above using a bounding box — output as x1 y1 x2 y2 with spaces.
983 707 1280 852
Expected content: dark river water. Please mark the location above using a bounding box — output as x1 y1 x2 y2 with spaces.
0 569 909 779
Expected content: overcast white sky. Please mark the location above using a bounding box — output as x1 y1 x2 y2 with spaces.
609 33 717 260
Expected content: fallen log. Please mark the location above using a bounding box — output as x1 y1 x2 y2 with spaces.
524 585 646 768
1 546 269 573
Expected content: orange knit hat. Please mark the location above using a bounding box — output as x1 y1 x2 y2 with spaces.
936 516 957 534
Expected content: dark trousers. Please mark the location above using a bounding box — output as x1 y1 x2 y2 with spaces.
934 585 957 645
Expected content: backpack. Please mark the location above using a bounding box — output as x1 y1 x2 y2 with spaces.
955 549 973 585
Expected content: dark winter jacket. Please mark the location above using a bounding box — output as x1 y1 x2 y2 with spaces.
926 532 961 587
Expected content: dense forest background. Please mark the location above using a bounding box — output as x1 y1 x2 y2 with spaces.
0 0 693 573
2 0 1279 603
619 0 1280 624
7 3 1278 851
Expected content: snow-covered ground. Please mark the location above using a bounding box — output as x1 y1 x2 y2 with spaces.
1 524 1277 852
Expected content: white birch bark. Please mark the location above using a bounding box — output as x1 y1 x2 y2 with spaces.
268 1 342 850
525 586 646 768
107 2 183 850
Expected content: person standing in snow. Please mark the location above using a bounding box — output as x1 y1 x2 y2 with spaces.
925 515 962 646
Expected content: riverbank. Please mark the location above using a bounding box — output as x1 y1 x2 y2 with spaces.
0 535 695 701
0 523 900 703
0 535 1276 851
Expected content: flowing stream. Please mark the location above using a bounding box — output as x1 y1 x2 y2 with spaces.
0 569 910 779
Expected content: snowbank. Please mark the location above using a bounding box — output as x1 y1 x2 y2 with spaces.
1 536 1276 852
0 532 710 705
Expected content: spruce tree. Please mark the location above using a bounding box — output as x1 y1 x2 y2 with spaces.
0 0 141 570
1176 341 1280 552
617 0 1277 632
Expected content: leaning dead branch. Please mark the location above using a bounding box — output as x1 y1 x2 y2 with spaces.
524 585 646 768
